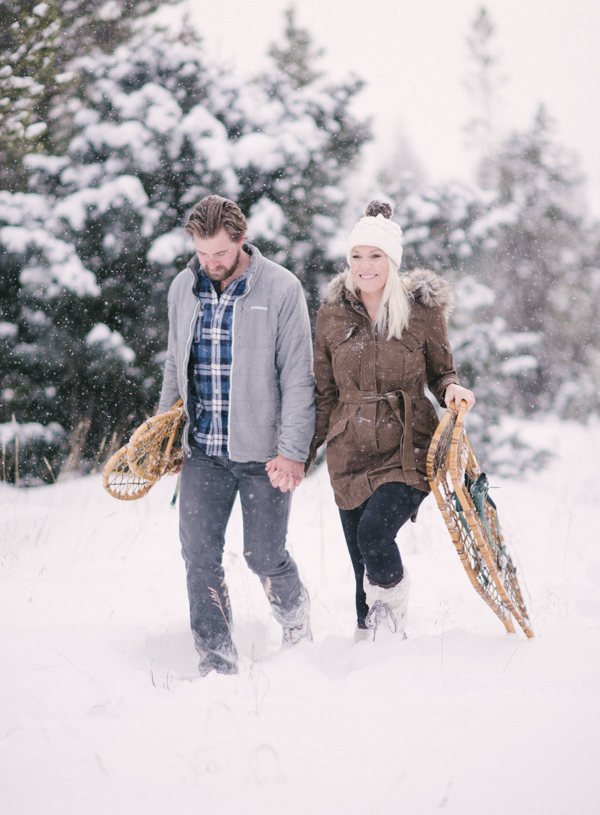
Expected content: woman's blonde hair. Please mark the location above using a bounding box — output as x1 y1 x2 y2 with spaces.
344 258 411 340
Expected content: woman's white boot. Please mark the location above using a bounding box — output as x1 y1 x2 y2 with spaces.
364 570 410 640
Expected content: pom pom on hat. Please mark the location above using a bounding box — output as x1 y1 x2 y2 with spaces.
346 200 403 268
365 200 394 219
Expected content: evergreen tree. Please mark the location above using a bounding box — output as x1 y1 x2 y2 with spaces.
385 178 496 275
482 107 600 415
268 6 324 89
449 276 547 474
0 0 170 190
376 130 427 196
244 9 370 318
0 1 62 190
463 6 505 189
460 10 600 418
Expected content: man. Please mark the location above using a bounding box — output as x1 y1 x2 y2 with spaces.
158 195 315 677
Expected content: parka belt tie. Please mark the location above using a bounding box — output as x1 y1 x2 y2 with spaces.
338 386 424 488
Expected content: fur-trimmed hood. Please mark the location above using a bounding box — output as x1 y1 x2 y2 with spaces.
324 268 455 319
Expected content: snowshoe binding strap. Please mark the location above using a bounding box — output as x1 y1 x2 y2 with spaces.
365 600 397 640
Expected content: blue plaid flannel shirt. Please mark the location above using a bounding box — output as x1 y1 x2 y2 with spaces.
188 266 248 456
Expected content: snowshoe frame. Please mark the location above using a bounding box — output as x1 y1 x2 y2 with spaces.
427 400 534 638
102 400 185 501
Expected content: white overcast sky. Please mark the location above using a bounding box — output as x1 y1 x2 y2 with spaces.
160 0 600 213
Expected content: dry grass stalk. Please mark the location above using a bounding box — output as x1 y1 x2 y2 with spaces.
59 416 92 479
90 435 107 475
14 434 19 488
43 456 56 483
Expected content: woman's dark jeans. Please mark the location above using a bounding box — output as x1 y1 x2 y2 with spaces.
339 481 427 628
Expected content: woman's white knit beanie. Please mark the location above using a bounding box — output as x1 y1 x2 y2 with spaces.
346 201 403 268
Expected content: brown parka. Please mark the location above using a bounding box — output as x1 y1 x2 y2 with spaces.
309 268 460 510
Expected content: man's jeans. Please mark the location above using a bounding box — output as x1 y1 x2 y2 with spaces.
179 444 308 674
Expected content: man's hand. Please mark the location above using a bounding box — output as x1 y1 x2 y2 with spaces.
444 383 476 413
265 455 305 493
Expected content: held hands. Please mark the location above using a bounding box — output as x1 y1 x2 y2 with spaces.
265 455 305 493
444 383 476 413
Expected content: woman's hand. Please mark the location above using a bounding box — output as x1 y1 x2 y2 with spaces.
444 383 476 413
265 455 304 492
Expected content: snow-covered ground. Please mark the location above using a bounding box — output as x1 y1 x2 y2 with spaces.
1 418 600 814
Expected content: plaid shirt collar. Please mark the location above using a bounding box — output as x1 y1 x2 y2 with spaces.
196 264 248 303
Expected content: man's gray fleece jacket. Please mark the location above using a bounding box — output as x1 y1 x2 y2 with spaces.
158 244 316 463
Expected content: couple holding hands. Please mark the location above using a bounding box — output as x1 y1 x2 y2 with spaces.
158 195 475 677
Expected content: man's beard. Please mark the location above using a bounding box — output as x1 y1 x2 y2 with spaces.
204 248 242 284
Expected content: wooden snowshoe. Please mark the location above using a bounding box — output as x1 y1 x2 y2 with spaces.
102 400 185 501
426 400 534 638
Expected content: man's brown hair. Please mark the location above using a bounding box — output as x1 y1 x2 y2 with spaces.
185 195 247 243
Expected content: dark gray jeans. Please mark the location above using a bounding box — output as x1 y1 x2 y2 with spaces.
179 445 307 674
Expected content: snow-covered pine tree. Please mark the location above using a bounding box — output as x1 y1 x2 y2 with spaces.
239 8 370 318
449 276 547 474
0 185 140 483
0 1 62 191
376 130 427 197
268 6 324 90
462 6 505 189
0 0 165 70
0 0 170 191
385 178 496 275
480 107 600 416
459 10 600 418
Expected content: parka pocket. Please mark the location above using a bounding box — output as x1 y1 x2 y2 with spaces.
399 329 425 381
399 330 421 353
411 412 436 448
329 325 358 351
325 417 349 443
330 325 361 383
411 421 433 448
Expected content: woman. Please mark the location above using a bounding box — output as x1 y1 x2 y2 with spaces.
309 200 475 640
